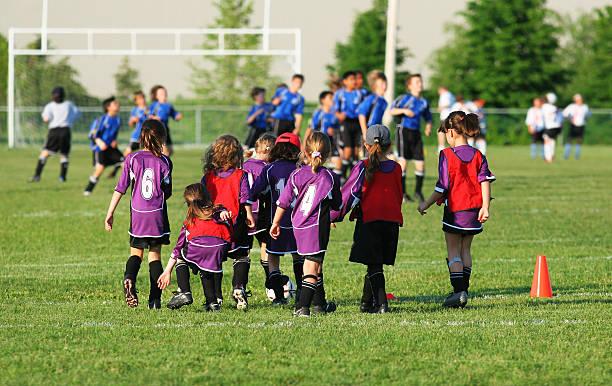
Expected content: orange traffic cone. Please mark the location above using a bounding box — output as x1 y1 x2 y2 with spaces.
530 255 553 298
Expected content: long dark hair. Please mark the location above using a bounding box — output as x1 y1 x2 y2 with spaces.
439 111 480 138
365 141 391 183
140 119 166 157
183 184 217 225
203 135 243 173
269 142 300 163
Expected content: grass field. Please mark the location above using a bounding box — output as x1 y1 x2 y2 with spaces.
1 145 611 385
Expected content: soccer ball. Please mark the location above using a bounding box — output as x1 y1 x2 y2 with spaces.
266 275 296 300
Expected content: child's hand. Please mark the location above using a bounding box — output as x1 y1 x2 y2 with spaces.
269 223 281 239
220 210 232 222
104 214 114 231
157 271 171 290
478 207 489 223
417 202 428 216
404 108 415 117
245 212 255 228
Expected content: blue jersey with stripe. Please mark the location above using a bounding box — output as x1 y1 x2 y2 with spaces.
271 89 305 121
129 106 147 142
89 114 121 151
311 108 339 135
357 94 388 126
149 101 179 127
392 94 432 130
247 103 274 129
333 88 364 119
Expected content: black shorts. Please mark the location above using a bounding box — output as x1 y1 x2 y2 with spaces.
544 127 561 139
329 134 340 157
568 125 585 139
130 234 170 249
245 126 267 149
340 118 361 149
397 127 424 161
303 253 325 263
43 126 71 155
165 128 173 146
349 220 399 266
95 147 124 167
273 119 295 136
129 141 140 151
531 131 544 143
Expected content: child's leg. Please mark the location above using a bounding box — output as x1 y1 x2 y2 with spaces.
564 139 572 159
312 264 326 307
123 247 144 307
298 260 321 310
414 160 425 199
232 254 250 290
200 271 217 305
530 141 537 159
175 258 192 294
31 150 50 181
213 271 223 303
267 253 285 301
259 242 269 285
360 272 373 309
444 232 464 293
575 137 583 159
398 157 407 195
292 253 304 300
367 263 387 307
84 164 105 194
460 235 474 293
59 154 69 181
147 245 163 305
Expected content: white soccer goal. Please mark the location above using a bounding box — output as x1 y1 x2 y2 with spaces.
6 0 302 148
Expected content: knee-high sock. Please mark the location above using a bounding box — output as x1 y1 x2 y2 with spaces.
148 261 163 301
463 266 472 293
293 256 304 291
84 176 98 193
34 157 47 178
200 271 217 304
124 255 141 282
575 144 581 159
530 143 537 159
175 261 191 293
59 161 69 180
214 272 223 301
260 259 270 286
401 173 407 195
312 273 327 307
415 171 424 195
450 271 464 293
267 270 284 300
367 266 387 306
564 143 571 159
299 276 318 309
361 273 373 305
232 257 250 290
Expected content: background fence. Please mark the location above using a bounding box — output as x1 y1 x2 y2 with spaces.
1 105 610 147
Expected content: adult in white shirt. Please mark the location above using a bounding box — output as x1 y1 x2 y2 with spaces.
541 92 563 163
466 98 487 155
437 86 455 152
525 97 545 159
562 94 590 160
30 86 80 182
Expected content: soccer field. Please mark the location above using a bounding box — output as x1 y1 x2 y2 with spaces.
1 145 610 385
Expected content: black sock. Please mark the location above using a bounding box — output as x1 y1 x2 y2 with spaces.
368 266 387 306
401 173 407 195
260 259 270 286
450 271 464 293
463 266 472 293
214 272 223 300
361 273 373 305
341 160 350 179
292 256 304 293
59 161 69 180
175 262 191 293
124 255 142 282
34 158 46 177
232 258 250 290
313 274 326 307
415 173 424 195
109 165 121 178
268 270 284 300
299 278 317 309
84 176 98 193
200 271 217 304
148 261 163 301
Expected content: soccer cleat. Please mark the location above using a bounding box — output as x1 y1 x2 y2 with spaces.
167 291 193 310
293 307 311 318
148 298 161 310
29 176 40 183
402 193 414 203
217 297 224 306
123 279 138 308
414 191 425 203
205 302 221 312
272 297 288 307
373 303 390 314
312 301 337 315
443 292 463 308
458 291 468 308
83 190 92 197
58 176 66 183
232 288 248 311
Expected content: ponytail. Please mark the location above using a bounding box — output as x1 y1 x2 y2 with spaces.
183 184 215 225
304 132 331 173
365 142 382 183
140 119 166 157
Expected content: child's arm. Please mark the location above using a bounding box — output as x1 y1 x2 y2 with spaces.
418 191 444 216
244 205 256 228
478 181 491 223
158 257 177 290
104 191 123 231
269 207 287 239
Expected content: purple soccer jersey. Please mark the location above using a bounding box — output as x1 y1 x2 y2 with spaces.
115 151 172 238
247 159 297 254
171 227 229 273
277 165 342 255
243 158 268 235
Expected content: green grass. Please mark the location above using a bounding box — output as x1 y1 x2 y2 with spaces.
0 145 611 385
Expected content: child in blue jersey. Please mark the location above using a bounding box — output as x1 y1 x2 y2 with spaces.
306 91 342 177
149 85 182 156
271 75 305 136
390 74 433 203
84 96 124 196
355 70 370 98
358 71 388 140
245 87 273 149
334 71 366 179
124 90 148 156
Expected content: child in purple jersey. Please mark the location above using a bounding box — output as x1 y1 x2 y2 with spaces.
333 124 403 314
243 134 276 289
104 119 172 309
418 112 495 308
271 132 342 317
159 184 232 312
245 133 301 306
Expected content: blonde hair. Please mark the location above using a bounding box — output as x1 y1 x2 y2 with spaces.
304 132 331 173
203 135 243 173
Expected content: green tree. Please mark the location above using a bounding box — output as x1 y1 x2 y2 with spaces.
559 6 612 107
190 0 280 104
328 0 408 84
429 0 565 107
114 57 142 103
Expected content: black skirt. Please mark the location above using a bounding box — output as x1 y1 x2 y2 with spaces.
349 220 399 266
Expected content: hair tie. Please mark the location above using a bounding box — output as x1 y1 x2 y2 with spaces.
374 138 380 144
311 151 321 158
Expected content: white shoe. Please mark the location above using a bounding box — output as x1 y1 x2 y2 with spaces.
83 190 92 197
232 288 248 311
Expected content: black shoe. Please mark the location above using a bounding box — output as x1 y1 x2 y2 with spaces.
29 176 41 183
293 307 311 318
373 303 390 314
403 193 414 203
443 292 462 308
360 302 374 313
205 302 221 312
272 298 288 307
58 176 66 183
458 291 468 308
415 191 425 203
312 301 337 315
148 298 161 309
123 279 138 308
167 291 193 309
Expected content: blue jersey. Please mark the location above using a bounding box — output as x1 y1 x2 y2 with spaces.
333 88 364 119
129 106 148 142
357 94 388 126
89 114 121 151
392 94 432 130
149 101 179 127
358 88 370 99
271 89 305 121
247 102 273 129
311 108 339 135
